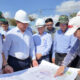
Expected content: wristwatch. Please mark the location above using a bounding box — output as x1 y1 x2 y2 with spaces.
2 64 8 69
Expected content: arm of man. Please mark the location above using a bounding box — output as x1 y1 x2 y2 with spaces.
54 39 79 77
54 53 77 77
2 34 14 73
2 53 14 73
30 35 38 67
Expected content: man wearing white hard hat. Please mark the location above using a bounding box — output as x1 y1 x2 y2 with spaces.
2 10 38 73
14 9 33 34
54 16 80 77
33 18 52 64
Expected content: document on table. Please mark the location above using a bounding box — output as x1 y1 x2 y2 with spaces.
0 60 78 80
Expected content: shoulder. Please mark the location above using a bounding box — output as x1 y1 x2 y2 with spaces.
55 29 62 35
44 32 51 39
54 30 59 35
7 27 17 34
33 33 38 36
46 32 51 36
5 27 17 39
27 27 32 31
33 33 39 39
27 27 33 34
26 29 32 36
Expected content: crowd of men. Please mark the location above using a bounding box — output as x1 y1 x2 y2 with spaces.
0 10 80 78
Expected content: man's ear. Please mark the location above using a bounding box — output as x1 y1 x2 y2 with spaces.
26 23 29 27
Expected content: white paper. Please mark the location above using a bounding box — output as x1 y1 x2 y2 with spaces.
0 60 78 80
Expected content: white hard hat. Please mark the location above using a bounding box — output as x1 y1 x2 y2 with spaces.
76 11 80 16
14 10 30 23
35 18 45 28
65 16 80 36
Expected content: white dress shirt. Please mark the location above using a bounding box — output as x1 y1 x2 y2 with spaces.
33 32 52 56
3 27 36 60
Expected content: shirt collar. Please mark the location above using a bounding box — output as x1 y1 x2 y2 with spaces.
16 27 20 32
47 27 55 33
38 31 47 36
59 29 68 34
16 27 27 35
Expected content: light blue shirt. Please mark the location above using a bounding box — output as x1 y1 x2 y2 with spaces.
52 29 77 58
33 32 52 56
3 27 36 60
27 27 33 34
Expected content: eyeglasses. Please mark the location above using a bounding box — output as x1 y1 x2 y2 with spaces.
60 23 67 26
46 24 53 26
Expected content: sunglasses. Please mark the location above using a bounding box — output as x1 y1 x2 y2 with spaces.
60 23 67 26
46 24 53 26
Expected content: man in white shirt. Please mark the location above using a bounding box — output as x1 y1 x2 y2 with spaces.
2 10 38 73
33 18 52 64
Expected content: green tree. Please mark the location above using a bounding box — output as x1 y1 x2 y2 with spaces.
70 13 77 18
8 18 17 26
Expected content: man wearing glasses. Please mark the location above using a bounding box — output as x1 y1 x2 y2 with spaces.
45 18 56 62
33 18 52 64
45 18 56 39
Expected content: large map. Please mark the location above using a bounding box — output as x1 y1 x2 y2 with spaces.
0 60 78 80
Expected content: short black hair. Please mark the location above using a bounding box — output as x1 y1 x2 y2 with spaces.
78 28 80 30
2 21 8 25
45 18 53 23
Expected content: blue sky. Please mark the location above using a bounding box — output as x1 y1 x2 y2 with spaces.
0 0 79 18
0 0 70 17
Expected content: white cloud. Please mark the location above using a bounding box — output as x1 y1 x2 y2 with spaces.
56 1 80 13
3 12 11 18
52 15 59 23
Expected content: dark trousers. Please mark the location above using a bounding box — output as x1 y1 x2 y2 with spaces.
73 56 80 68
68 55 80 68
8 55 31 72
49 51 52 62
49 43 53 62
55 53 67 66
37 54 49 64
